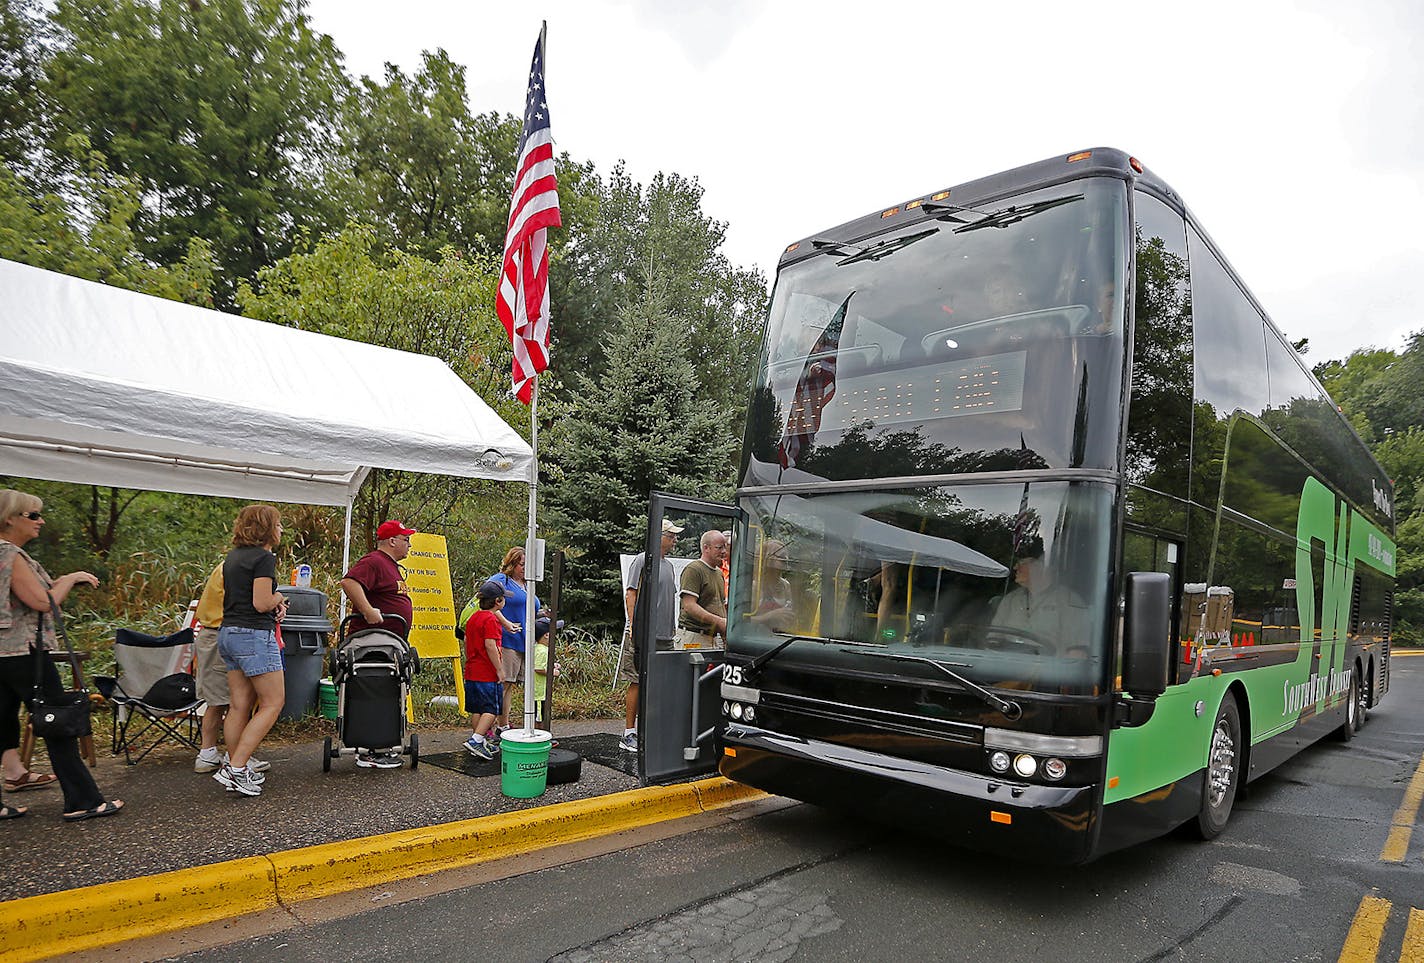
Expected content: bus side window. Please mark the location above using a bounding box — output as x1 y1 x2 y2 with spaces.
1123 529 1183 674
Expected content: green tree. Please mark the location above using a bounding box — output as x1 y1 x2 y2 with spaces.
333 52 508 258
556 165 768 420
0 0 48 178
544 271 733 626
45 0 347 301
0 139 216 304
1314 346 1398 442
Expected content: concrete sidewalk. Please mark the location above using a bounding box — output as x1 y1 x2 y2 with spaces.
2 719 640 900
0 718 765 962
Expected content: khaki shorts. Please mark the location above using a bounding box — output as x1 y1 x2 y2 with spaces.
194 625 230 706
500 648 524 684
675 628 718 651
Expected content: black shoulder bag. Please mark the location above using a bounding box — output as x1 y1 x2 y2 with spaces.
29 598 93 739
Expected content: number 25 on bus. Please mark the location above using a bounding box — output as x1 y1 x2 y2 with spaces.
703 148 1395 864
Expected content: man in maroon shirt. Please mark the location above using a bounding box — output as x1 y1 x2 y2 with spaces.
340 520 416 640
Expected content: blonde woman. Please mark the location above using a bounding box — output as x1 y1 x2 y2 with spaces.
213 505 287 797
0 489 122 821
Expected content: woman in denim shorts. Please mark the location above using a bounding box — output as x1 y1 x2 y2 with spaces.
213 505 289 797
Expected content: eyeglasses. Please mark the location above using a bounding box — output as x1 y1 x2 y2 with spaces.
18 511 42 521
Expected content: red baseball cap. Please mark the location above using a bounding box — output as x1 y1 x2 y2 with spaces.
377 520 416 540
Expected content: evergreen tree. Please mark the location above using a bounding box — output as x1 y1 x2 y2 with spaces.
544 270 733 626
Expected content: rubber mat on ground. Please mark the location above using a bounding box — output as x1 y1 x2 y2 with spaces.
554 732 639 777
418 749 500 777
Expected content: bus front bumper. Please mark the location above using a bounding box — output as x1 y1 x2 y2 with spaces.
719 724 1099 863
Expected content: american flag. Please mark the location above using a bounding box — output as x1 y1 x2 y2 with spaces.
778 292 852 469
497 25 562 405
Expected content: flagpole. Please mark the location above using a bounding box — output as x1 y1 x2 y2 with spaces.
523 376 540 734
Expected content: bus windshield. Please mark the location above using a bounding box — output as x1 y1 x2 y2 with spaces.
730 480 1113 696
744 178 1128 483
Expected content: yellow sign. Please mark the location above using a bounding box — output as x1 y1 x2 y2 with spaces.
403 533 458 659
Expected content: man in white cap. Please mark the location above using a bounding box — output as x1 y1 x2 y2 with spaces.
619 518 682 753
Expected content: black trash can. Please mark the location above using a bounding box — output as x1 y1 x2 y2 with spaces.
276 587 333 720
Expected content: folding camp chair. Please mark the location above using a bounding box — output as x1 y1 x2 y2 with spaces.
93 627 201 765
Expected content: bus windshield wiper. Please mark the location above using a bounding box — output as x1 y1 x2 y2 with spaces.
807 229 938 265
951 194 1083 234
744 634 836 678
835 228 937 264
876 653 1023 721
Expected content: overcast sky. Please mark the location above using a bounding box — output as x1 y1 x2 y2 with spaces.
305 0 1422 365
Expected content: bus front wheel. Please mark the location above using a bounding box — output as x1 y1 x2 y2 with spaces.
1194 695 1241 840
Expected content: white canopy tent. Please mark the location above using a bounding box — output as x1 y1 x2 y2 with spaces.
0 258 532 503
0 258 533 589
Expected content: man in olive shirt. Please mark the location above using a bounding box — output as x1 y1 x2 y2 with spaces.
677 529 728 649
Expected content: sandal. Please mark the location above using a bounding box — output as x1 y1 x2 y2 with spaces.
0 804 27 820
63 799 124 822
4 770 58 792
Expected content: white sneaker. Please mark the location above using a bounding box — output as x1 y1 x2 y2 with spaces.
619 732 638 753
195 751 269 774
213 764 263 797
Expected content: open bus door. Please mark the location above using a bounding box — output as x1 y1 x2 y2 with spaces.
634 492 739 784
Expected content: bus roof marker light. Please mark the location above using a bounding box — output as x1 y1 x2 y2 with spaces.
1067 150 1092 163
931 190 950 201
1129 156 1143 173
881 207 900 218
906 199 923 210
785 242 800 254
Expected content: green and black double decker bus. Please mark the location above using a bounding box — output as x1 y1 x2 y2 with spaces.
693 148 1394 862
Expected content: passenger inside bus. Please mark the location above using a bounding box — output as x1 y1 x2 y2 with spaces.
747 539 795 632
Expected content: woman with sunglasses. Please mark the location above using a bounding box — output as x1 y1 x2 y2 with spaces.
0 489 122 821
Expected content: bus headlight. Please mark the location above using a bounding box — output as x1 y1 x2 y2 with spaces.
743 704 755 722
989 750 1011 773
730 702 744 720
722 700 731 716
1013 754 1038 778
1042 758 1068 781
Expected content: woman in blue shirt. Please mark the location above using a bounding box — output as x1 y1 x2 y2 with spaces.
486 547 540 735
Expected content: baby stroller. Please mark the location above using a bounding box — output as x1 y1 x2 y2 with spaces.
322 613 420 771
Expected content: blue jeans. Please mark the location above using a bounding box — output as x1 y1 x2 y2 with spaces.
217 626 283 677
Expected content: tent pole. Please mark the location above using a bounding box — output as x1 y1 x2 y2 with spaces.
523 377 540 734
339 498 354 622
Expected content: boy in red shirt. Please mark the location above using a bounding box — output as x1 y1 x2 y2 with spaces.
463 580 506 761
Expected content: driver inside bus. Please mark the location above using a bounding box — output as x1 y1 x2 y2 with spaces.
991 537 1093 654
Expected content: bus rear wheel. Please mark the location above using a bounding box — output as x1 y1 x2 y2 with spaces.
1194 696 1241 840
1336 666 1360 742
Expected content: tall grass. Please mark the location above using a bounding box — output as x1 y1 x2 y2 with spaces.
62 545 207 677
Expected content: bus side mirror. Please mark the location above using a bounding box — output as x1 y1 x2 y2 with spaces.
1122 572 1171 699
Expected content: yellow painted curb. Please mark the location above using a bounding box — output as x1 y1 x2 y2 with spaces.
0 855 277 963
0 777 765 962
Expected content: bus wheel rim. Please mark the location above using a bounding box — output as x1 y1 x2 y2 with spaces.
1207 719 1235 808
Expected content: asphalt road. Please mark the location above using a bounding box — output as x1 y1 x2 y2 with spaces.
147 656 1424 963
